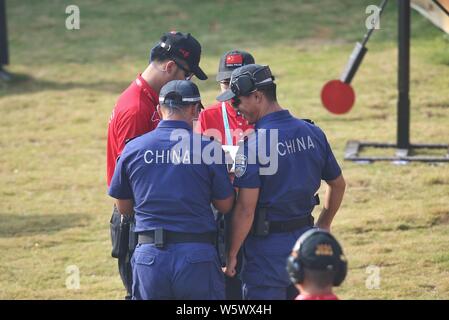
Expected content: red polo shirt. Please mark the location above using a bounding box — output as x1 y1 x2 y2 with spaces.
295 293 339 300
197 101 253 145
106 75 160 186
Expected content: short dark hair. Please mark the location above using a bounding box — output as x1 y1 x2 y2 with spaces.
160 92 198 116
304 268 336 289
257 83 277 102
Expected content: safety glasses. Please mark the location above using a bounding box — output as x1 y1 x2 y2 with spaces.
173 58 194 80
230 97 241 110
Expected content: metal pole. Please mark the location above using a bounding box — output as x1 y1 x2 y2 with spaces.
397 0 411 150
0 0 9 66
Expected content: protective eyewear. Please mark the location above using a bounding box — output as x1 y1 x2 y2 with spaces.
173 58 194 80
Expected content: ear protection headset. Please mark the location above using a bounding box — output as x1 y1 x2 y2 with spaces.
287 228 347 286
230 66 275 97
228 66 275 109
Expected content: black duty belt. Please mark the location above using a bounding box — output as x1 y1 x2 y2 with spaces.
269 215 314 233
138 229 216 248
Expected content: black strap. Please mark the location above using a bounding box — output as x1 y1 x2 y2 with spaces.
302 118 315 125
138 230 216 246
269 215 314 233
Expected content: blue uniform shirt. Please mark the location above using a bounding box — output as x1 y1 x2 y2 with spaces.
109 120 234 233
233 110 341 221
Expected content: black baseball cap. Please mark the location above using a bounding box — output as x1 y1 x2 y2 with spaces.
152 31 208 80
216 64 275 102
159 80 202 108
292 229 346 271
216 50 255 82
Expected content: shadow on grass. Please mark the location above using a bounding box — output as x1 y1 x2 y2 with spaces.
0 212 90 238
0 72 130 97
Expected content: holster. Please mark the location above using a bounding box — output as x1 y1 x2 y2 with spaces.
251 194 320 237
251 207 270 236
128 216 138 252
216 213 226 267
109 207 137 259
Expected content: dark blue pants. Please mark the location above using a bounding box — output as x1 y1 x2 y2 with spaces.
241 227 311 300
131 242 225 300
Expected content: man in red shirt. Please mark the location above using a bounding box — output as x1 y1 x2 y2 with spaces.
197 50 255 145
287 229 348 300
107 31 207 299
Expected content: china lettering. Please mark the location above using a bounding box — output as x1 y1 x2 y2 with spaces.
137 128 282 175
144 149 191 164
277 135 316 156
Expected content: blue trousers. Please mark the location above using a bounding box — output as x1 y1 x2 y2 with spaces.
241 226 312 300
131 242 225 300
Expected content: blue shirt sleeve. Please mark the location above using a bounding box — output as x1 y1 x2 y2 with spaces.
108 148 133 199
233 137 261 189
210 147 234 200
321 134 342 181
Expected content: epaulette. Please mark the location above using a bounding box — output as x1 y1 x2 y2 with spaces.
302 119 315 125
125 134 143 145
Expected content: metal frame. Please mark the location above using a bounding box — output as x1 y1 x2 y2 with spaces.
345 0 449 163
345 141 449 162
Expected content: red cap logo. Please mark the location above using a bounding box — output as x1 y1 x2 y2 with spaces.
226 54 243 67
179 49 190 59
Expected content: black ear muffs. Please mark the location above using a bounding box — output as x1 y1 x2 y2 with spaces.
287 254 305 284
230 66 275 97
230 72 257 97
287 229 347 286
333 252 347 286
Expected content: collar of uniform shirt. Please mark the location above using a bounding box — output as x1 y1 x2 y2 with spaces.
157 120 192 130
255 110 291 129
136 74 158 105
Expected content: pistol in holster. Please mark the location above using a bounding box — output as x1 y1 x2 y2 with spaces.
216 213 226 267
110 210 137 259
251 207 270 237
250 194 320 237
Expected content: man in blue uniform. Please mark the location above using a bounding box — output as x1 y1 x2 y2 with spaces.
217 64 346 300
109 80 235 299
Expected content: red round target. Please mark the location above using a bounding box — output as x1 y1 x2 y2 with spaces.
321 80 355 115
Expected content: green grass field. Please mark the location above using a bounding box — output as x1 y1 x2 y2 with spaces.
0 0 448 299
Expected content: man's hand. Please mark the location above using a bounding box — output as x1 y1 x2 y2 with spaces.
223 254 238 277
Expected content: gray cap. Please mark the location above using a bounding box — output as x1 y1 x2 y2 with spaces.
216 50 255 82
159 80 201 107
216 64 274 102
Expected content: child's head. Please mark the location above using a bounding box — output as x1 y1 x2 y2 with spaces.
287 229 347 292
